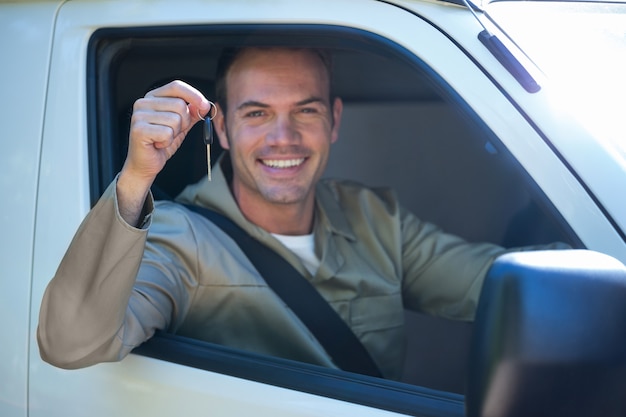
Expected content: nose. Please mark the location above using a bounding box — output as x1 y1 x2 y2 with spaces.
265 114 300 145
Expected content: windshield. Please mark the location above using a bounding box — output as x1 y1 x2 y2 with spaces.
486 1 626 161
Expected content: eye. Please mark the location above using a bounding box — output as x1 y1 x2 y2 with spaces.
245 110 265 118
299 107 318 114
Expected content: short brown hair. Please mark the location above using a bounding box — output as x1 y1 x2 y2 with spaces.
214 47 333 116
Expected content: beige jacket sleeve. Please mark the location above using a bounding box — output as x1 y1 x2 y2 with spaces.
399 205 569 320
37 179 165 369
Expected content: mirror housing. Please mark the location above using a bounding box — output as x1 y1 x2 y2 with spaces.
466 250 626 417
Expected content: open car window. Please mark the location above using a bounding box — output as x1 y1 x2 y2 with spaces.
87 23 581 413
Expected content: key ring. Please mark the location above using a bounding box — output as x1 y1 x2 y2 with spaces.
197 101 218 121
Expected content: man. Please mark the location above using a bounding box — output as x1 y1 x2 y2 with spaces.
37 47 565 380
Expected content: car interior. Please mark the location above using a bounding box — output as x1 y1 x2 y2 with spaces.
88 24 581 397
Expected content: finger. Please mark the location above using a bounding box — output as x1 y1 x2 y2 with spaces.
133 97 202 139
130 119 176 150
135 95 207 132
146 80 210 122
134 96 189 119
132 105 185 137
134 102 186 127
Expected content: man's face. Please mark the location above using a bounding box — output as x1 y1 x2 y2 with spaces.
214 48 342 213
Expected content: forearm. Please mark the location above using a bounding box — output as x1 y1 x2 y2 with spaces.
37 179 152 369
116 168 154 227
401 208 570 320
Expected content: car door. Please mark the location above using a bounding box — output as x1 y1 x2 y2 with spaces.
0 3 62 417
28 0 626 416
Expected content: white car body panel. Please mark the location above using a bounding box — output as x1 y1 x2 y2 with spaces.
0 0 623 415
30 357 406 417
0 3 61 416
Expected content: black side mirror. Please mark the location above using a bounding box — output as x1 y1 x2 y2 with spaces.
466 250 626 417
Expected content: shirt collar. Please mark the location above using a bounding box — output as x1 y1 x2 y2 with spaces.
314 181 357 242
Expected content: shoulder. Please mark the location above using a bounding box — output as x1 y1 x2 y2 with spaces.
149 200 209 243
154 200 195 221
151 200 241 246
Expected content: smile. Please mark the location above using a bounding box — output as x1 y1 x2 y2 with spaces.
261 158 305 168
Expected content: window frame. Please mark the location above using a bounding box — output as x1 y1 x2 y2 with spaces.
134 331 466 416
85 22 580 414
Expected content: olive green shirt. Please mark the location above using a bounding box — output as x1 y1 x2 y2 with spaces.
38 158 562 379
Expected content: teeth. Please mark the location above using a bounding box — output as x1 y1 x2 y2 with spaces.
262 158 305 168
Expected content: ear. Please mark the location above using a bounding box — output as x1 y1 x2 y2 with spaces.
213 103 230 150
330 97 343 144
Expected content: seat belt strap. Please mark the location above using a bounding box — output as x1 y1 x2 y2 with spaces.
183 204 382 378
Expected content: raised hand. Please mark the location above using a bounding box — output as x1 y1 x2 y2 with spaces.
117 80 210 226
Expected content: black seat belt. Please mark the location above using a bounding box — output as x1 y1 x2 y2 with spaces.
183 204 382 378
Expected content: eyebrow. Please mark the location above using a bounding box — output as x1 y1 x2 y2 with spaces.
296 97 326 106
235 97 327 111
236 100 270 111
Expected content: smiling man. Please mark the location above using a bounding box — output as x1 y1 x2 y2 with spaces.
214 48 342 235
37 47 566 380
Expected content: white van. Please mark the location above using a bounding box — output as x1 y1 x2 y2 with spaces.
2 0 625 416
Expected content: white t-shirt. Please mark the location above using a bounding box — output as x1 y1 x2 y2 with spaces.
271 233 320 276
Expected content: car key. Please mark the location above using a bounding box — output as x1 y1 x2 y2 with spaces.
203 115 214 181
199 102 217 181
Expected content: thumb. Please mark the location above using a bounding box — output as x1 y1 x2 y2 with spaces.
191 99 212 123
